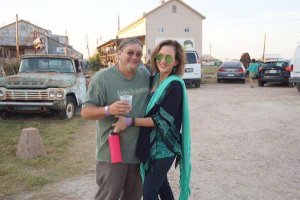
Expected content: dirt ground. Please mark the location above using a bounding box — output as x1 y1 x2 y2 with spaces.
13 81 300 200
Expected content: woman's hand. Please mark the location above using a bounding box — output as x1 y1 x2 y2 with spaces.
112 116 131 133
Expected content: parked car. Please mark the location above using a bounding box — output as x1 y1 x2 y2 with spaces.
258 59 293 87
0 54 87 119
217 61 246 83
182 50 201 88
289 45 300 92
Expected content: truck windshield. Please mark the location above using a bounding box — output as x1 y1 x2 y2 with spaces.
19 58 75 73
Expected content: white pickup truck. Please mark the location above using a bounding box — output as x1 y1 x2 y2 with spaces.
0 54 87 119
289 45 300 92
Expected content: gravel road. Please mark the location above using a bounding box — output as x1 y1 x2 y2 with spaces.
14 82 300 200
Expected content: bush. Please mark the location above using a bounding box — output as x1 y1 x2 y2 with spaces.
89 53 104 71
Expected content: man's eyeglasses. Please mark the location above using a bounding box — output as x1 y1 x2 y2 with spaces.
155 53 174 64
124 50 143 58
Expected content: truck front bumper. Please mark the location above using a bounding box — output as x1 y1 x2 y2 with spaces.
0 100 65 112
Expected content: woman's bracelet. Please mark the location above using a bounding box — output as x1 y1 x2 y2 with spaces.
125 117 132 127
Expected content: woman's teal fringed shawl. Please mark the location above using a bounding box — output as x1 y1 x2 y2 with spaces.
142 75 191 200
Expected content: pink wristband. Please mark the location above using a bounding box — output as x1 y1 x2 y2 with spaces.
125 117 132 127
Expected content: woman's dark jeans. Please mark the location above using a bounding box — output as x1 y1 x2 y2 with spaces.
143 156 175 200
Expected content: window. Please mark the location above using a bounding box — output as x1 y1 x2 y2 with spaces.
186 52 197 64
172 5 177 13
158 27 164 33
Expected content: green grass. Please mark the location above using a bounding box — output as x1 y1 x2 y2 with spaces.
202 65 218 74
0 115 85 198
202 66 218 83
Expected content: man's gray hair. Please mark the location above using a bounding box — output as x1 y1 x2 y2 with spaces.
118 38 143 51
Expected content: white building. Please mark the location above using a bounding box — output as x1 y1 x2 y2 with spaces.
98 0 205 65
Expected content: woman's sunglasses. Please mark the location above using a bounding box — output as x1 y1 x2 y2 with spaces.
155 53 174 64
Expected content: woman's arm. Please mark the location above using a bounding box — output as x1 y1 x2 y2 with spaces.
112 116 154 132
112 81 182 132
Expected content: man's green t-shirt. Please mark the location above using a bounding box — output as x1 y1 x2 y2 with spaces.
83 65 150 163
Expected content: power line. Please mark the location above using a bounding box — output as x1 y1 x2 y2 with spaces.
205 18 300 28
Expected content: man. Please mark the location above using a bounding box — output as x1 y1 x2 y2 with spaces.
81 38 150 200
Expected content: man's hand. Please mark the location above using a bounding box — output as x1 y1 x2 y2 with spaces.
108 101 131 116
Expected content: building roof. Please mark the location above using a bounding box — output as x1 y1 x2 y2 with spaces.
118 0 206 34
0 19 51 34
146 0 206 19
97 35 145 49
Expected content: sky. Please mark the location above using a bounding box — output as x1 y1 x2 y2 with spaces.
1 0 300 60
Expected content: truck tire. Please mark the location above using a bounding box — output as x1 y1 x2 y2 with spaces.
195 82 200 88
60 96 76 119
297 83 300 92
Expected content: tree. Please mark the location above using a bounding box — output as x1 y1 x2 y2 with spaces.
240 53 251 69
88 52 103 71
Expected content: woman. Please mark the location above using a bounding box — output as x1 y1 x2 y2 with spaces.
113 40 191 200
247 59 260 88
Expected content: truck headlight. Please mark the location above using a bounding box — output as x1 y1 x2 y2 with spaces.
56 91 63 98
0 90 4 98
49 91 56 98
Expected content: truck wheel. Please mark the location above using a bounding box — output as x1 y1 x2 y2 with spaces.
195 82 200 88
297 83 300 92
60 96 76 119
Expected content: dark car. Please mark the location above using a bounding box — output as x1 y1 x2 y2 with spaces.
258 60 293 87
217 61 246 83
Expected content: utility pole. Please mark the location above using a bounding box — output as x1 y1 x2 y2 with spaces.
262 33 266 62
64 29 68 55
118 15 120 32
86 34 90 59
209 43 212 60
16 14 20 60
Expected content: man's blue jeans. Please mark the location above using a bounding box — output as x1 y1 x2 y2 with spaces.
143 156 175 200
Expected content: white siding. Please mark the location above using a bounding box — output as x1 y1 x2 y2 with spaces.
116 0 205 62
145 1 203 60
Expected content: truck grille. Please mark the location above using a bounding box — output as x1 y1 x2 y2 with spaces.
6 90 49 100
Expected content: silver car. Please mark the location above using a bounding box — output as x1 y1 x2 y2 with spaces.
217 61 246 83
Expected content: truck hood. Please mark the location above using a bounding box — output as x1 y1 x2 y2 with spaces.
0 73 75 89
